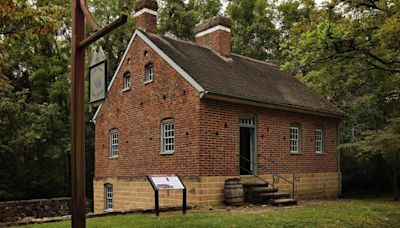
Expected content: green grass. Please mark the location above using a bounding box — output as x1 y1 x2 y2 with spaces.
24 198 400 228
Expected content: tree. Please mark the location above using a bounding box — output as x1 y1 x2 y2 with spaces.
158 0 221 40
356 118 400 200
278 0 400 196
0 0 72 200
227 0 280 62
87 0 137 79
0 0 141 201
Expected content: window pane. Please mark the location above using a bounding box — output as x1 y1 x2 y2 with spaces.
161 120 175 153
290 127 300 153
145 65 154 82
105 185 113 210
123 73 131 89
110 130 119 157
315 129 323 153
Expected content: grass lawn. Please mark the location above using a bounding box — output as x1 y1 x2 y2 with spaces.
24 198 400 228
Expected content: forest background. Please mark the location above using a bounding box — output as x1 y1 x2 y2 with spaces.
0 0 399 202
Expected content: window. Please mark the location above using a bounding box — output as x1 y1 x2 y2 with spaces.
161 119 175 154
145 64 154 83
315 129 324 153
290 126 301 153
123 72 131 90
104 184 113 211
109 130 119 158
239 117 255 126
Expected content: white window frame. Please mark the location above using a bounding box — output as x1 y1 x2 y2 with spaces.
109 129 119 158
161 119 175 154
290 126 301 154
104 184 113 211
315 129 324 154
123 72 131 91
144 64 154 83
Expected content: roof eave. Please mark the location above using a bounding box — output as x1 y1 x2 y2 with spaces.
202 92 345 120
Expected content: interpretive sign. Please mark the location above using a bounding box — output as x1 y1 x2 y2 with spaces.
147 175 187 216
148 175 185 190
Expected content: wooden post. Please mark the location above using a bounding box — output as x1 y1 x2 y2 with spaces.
71 0 126 227
155 190 159 216
71 0 86 227
183 189 187 215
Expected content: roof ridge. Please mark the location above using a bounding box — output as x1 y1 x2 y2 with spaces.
145 32 281 67
148 32 234 62
230 53 279 68
152 32 208 49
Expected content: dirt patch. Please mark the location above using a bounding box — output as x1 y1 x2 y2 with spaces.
211 199 350 213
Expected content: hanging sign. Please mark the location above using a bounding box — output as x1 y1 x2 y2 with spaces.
89 47 107 104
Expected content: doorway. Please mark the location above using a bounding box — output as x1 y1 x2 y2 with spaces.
239 117 256 175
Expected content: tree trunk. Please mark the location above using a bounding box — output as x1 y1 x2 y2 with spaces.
389 153 400 201
388 170 399 201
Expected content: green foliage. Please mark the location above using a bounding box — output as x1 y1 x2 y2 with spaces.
1 0 399 202
87 0 137 78
357 118 400 199
227 0 280 62
0 77 70 199
278 0 400 196
0 0 72 201
158 0 221 40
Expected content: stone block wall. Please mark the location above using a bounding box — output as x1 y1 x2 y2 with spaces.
93 173 338 213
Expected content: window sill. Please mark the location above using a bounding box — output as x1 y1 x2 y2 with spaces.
144 80 153 85
122 87 130 92
160 151 174 155
109 156 119 159
315 152 325 155
290 152 302 155
104 209 114 213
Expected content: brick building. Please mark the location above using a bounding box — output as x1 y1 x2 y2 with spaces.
92 0 344 212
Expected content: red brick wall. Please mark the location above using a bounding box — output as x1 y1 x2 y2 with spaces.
195 30 231 56
198 99 339 176
95 36 201 178
135 13 157 33
95 35 339 179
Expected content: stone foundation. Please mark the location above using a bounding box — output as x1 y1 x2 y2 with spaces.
241 172 339 199
93 172 339 213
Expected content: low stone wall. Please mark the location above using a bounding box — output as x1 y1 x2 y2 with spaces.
0 197 89 223
93 172 339 213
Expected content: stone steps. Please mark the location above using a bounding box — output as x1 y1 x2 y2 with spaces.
258 192 290 199
242 182 297 207
272 198 298 206
250 187 278 193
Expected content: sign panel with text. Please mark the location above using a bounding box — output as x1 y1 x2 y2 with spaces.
148 175 185 190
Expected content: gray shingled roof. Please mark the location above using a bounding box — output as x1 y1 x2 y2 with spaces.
143 31 343 117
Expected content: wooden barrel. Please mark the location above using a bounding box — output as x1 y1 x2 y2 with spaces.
224 178 244 206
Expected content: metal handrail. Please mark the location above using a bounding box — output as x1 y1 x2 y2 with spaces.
237 165 268 185
239 155 299 198
257 154 301 182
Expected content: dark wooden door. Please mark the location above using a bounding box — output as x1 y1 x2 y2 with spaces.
240 127 252 175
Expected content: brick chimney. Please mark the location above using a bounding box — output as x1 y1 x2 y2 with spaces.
134 0 158 33
194 16 232 56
